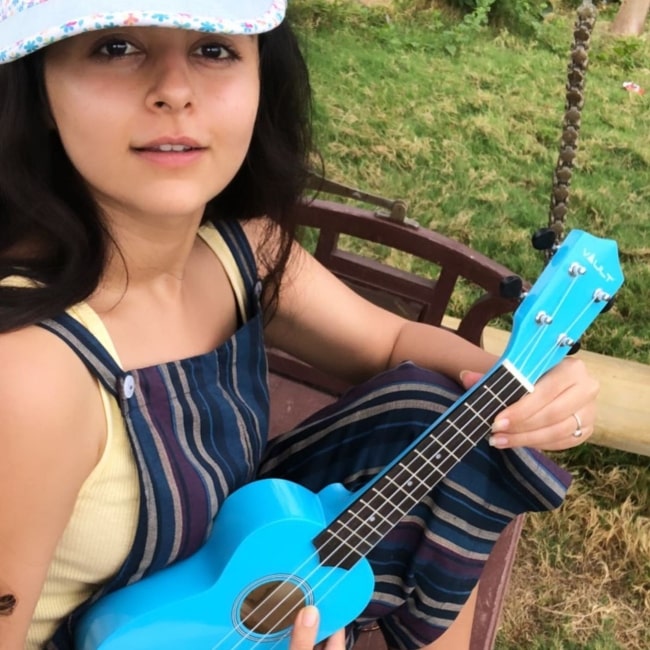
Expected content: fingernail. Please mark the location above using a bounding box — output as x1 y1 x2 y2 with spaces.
300 606 319 628
460 370 470 382
492 418 509 433
488 435 509 448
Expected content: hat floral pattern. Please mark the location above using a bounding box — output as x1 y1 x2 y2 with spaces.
0 0 287 62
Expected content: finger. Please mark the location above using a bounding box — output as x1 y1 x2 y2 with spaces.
489 407 595 450
538 410 593 450
492 379 598 436
492 359 599 434
460 370 484 390
289 606 320 650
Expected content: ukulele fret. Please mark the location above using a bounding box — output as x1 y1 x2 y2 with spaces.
343 499 395 539
483 384 508 408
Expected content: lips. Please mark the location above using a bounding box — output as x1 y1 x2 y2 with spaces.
131 136 207 168
133 137 205 152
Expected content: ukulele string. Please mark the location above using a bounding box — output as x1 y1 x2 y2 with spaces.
515 276 578 376
526 298 594 382
222 368 526 649
293 297 589 598
294 322 583 616
229 350 571 648
225 363 544 648
330 369 523 545
251 265 604 643
238 369 531 649
258 283 599 644
292 280 602 646
221 295 590 648
226 364 545 648
340 292 592 552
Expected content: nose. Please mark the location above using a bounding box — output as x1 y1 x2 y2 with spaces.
145 51 195 113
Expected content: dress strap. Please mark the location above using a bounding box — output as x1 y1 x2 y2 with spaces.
38 314 124 398
209 218 262 308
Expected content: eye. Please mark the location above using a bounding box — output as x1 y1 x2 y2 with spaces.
95 39 140 58
193 42 239 61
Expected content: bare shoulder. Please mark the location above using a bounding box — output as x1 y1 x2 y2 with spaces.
243 218 406 382
0 324 103 440
0 325 105 642
0 324 105 494
241 216 307 281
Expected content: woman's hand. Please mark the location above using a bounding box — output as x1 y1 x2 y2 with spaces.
461 357 599 451
289 607 346 650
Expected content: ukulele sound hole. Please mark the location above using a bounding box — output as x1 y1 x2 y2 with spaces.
239 579 308 635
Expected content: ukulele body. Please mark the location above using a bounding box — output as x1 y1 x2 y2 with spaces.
75 479 374 650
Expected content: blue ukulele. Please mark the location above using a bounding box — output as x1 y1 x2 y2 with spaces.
75 230 623 649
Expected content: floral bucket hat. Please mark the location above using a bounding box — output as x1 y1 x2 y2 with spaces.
0 0 287 63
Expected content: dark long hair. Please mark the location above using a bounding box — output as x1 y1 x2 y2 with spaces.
0 19 313 332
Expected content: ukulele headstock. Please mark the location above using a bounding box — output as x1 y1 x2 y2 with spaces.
503 230 624 385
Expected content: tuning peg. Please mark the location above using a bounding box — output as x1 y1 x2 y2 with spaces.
499 275 524 300
601 297 616 313
593 289 617 313
568 340 581 355
532 228 557 251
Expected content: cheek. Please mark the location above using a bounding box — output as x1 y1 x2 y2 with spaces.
52 110 119 185
47 79 119 166
214 77 260 150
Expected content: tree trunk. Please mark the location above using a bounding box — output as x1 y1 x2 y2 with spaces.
610 0 650 35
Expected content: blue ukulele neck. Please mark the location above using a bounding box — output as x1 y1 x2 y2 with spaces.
313 230 624 569
313 361 528 568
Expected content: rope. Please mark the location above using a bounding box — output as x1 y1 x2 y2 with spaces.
545 0 598 261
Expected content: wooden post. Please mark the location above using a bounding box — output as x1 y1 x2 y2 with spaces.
610 0 650 36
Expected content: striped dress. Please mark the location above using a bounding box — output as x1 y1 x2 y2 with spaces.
37 218 570 649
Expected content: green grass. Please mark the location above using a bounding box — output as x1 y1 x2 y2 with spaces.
289 2 650 648
291 1 650 364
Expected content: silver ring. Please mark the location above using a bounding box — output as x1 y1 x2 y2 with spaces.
572 412 583 438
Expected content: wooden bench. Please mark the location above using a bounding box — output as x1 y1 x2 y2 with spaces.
266 197 527 649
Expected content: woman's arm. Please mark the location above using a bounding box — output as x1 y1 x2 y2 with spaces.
262 239 494 383
0 327 104 648
254 228 599 452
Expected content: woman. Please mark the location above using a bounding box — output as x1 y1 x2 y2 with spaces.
0 1 598 649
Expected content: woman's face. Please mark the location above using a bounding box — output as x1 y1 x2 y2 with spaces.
43 27 260 225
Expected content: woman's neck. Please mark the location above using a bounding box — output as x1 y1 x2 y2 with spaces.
95 206 206 298
89 205 208 312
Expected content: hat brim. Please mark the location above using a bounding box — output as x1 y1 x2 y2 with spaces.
0 0 286 63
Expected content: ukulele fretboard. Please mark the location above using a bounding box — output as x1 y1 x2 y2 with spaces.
313 364 529 569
